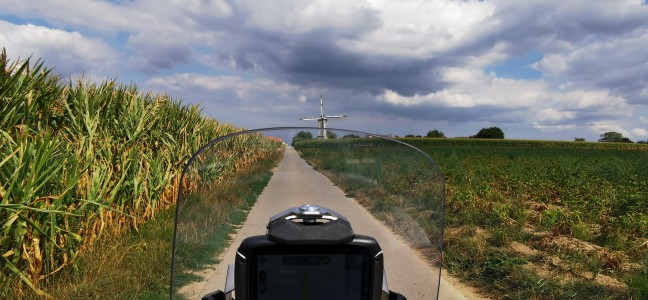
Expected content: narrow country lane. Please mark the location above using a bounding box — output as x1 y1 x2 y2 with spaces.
179 147 484 300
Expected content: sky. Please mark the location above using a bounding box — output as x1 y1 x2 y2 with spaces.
1 0 648 141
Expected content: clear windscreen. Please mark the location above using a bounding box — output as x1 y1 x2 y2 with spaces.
170 128 445 299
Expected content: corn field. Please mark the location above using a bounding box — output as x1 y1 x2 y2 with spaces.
0 50 280 297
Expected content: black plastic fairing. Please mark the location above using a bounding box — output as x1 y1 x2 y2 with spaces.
267 217 356 245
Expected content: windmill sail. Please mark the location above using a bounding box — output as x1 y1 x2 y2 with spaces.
299 94 347 138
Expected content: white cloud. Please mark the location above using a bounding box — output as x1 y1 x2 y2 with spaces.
561 90 629 111
374 65 637 137
631 127 648 138
236 0 379 35
533 54 568 74
378 67 547 108
532 124 578 132
0 0 233 72
0 0 231 33
0 20 117 77
339 0 496 57
146 73 306 100
464 42 509 68
533 89 631 131
536 108 576 122
588 122 631 137
533 30 648 101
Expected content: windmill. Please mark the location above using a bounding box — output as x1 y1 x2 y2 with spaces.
300 94 347 139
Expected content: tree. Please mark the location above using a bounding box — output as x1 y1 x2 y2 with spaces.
343 134 360 138
637 140 648 144
426 129 446 138
472 127 504 139
326 130 337 139
574 137 586 142
598 131 633 143
291 131 313 145
405 134 415 138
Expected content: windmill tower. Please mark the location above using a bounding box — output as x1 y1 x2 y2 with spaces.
300 94 347 139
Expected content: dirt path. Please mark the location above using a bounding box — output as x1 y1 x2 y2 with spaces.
179 147 485 299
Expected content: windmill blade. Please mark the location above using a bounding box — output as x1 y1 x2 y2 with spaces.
300 94 347 140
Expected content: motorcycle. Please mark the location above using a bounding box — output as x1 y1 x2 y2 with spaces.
170 128 445 300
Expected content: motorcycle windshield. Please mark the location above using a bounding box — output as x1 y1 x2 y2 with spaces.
170 128 445 300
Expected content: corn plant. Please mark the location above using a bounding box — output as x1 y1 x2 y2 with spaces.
0 50 282 297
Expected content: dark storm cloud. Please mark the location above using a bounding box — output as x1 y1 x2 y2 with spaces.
280 40 443 96
210 3 448 97
376 103 522 124
224 32 446 97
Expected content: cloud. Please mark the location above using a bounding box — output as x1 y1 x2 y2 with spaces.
0 20 117 77
235 0 380 36
377 68 546 109
145 72 328 128
126 33 193 73
533 89 631 131
0 0 232 32
588 122 632 137
338 0 497 58
533 30 648 103
2 0 647 140
631 128 648 138
4 0 647 100
369 65 636 136
0 0 233 73
145 73 321 108
535 108 576 123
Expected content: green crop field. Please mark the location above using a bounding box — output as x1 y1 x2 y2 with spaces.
0 51 282 298
295 138 648 299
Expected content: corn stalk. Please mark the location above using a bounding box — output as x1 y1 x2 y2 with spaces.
0 49 282 295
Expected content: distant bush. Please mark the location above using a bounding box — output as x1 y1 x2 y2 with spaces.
426 129 446 138
291 130 313 145
598 131 633 143
472 127 504 139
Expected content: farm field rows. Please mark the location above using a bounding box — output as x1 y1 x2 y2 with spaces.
296 138 648 299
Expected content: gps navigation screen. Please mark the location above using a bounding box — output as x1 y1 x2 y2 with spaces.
256 253 369 300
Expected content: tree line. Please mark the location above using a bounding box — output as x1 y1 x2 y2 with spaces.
405 127 505 139
293 128 646 143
